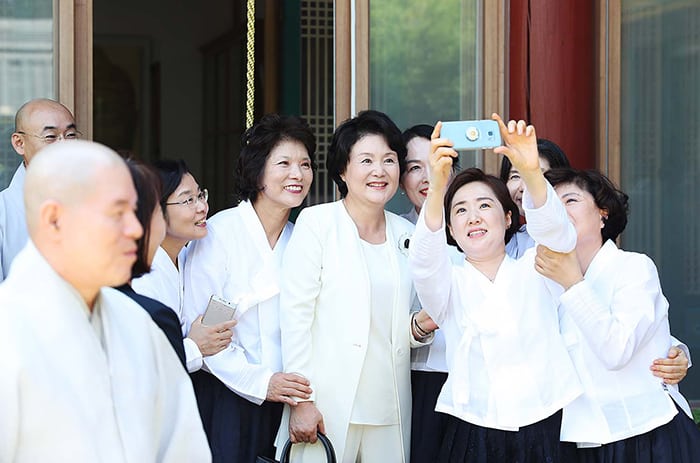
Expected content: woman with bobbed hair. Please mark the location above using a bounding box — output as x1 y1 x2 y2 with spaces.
536 168 700 462
409 116 582 462
277 110 430 462
132 159 235 373
183 113 316 462
117 160 187 367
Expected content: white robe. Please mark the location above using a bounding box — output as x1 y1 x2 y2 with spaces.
183 200 289 404
132 246 203 372
409 183 583 431
0 164 27 282
0 242 211 462
558 240 684 445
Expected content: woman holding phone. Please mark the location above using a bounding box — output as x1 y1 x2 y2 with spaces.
183 114 316 462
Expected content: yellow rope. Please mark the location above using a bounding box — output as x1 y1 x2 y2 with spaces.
245 0 256 129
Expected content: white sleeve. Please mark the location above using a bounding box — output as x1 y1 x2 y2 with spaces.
183 338 203 373
407 208 453 326
183 224 272 403
279 211 323 401
522 181 576 252
559 255 666 370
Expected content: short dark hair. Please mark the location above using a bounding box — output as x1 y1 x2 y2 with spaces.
499 137 570 182
545 168 629 242
236 114 316 203
402 123 461 174
444 168 520 251
328 110 407 197
151 159 190 213
126 159 163 279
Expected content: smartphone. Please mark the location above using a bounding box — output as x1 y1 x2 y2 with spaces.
440 120 502 150
201 295 237 325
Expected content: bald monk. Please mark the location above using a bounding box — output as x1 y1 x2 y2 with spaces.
0 141 212 462
0 98 78 281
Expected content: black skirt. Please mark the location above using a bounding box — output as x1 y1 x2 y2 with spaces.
437 409 564 463
411 370 450 463
561 404 700 463
191 370 283 463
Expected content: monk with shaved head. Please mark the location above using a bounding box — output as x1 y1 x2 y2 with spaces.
0 141 211 462
1 98 78 281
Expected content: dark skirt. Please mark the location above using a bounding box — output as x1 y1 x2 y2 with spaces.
191 370 283 463
411 370 450 463
437 409 564 463
561 404 700 463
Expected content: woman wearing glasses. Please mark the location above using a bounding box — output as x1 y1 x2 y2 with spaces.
132 159 235 373
183 114 316 463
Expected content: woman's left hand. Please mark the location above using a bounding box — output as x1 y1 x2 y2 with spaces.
650 346 689 385
535 245 584 290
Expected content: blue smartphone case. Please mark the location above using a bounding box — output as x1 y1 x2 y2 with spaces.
440 120 502 150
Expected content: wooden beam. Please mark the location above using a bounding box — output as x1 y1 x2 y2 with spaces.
483 0 507 175
354 0 369 113
334 0 351 124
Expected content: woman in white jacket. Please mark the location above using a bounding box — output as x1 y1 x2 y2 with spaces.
278 110 429 463
536 168 700 462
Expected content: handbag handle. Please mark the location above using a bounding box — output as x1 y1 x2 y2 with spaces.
279 432 337 463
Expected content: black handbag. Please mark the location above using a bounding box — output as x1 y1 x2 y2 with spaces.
256 432 337 463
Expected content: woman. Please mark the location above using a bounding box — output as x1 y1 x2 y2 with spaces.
132 159 234 372
535 168 700 462
278 110 428 462
183 114 316 462
118 160 187 367
409 116 582 462
499 141 689 382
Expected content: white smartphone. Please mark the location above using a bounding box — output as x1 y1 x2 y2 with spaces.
201 295 237 325
440 120 502 150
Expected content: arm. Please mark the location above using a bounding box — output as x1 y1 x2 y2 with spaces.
406 123 458 325
538 249 668 370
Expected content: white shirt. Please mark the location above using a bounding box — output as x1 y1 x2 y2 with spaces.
132 246 203 372
0 164 27 282
351 240 399 425
183 200 289 404
558 240 681 445
0 242 210 462
409 183 582 431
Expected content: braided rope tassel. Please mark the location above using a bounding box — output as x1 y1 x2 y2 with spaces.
245 0 256 129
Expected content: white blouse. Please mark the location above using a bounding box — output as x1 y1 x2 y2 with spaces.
183 200 290 404
409 183 582 431
558 240 681 445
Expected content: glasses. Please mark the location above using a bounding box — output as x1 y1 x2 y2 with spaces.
17 130 82 144
165 189 208 208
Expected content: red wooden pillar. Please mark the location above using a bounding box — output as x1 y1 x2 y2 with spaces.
509 0 595 169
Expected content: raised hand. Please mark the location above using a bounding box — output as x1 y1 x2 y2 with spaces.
491 113 539 173
428 122 458 194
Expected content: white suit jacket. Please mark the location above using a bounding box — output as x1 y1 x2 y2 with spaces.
277 201 421 463
0 242 211 462
0 164 27 282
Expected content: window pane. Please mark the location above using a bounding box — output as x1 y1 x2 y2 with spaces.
0 0 53 188
620 0 700 398
370 0 480 213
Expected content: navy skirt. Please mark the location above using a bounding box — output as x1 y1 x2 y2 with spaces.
561 404 700 463
437 410 564 463
191 370 283 463
411 370 450 462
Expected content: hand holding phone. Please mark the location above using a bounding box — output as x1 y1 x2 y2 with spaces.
440 119 502 150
